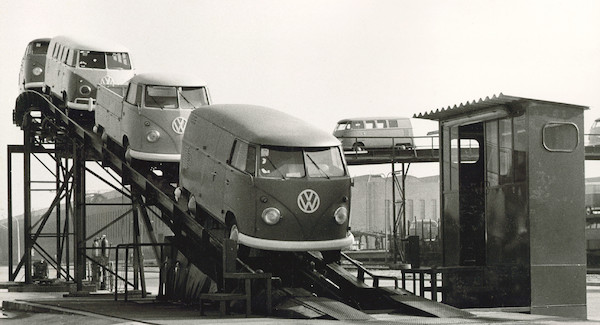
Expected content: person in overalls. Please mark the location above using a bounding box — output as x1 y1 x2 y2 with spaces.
100 235 109 290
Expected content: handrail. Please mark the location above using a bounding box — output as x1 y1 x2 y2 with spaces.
340 252 398 289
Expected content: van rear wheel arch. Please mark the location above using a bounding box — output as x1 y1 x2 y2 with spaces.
352 142 365 151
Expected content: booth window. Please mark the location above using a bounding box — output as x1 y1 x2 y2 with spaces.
542 122 579 152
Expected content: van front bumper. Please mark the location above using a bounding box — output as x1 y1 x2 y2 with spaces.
238 231 354 251
24 82 44 89
129 149 181 162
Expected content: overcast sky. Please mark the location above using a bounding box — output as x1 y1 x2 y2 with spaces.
1 0 599 217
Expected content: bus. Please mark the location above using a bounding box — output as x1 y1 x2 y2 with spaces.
589 118 600 146
44 35 135 121
178 104 354 259
18 38 50 92
333 117 414 151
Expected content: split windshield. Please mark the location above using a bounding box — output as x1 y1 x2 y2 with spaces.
258 146 346 179
78 50 131 70
145 86 209 109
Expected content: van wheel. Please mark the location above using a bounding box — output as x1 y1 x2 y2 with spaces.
352 143 365 151
226 219 249 259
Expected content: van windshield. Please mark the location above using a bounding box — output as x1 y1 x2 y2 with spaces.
78 50 132 70
145 86 209 109
31 41 49 55
259 146 345 179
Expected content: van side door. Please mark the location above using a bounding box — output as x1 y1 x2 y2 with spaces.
224 140 256 233
121 83 142 147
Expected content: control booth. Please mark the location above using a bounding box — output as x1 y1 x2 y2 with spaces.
415 93 587 318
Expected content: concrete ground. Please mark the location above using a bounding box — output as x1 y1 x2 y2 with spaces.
1 285 600 324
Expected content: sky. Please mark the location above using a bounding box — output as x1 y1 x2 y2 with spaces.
1 0 600 217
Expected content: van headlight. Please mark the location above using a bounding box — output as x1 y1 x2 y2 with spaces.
79 85 92 95
146 130 160 143
262 207 281 225
334 207 348 225
32 67 43 76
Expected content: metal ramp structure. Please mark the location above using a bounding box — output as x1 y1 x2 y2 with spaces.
7 90 471 319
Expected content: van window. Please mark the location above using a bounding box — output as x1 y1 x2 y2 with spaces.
351 121 364 129
61 48 69 64
304 147 345 177
32 41 49 55
66 50 75 67
52 44 59 59
145 86 178 108
365 120 376 129
260 147 305 179
107 52 131 70
125 83 141 105
179 87 209 109
230 140 256 176
79 50 105 69
389 120 399 128
56 44 64 60
335 122 350 131
376 120 387 128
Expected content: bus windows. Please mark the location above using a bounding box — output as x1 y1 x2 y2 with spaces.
365 120 376 129
107 52 131 70
389 120 399 128
351 121 364 129
79 50 106 69
335 122 350 131
376 120 387 128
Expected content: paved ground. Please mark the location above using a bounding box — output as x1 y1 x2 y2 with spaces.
2 285 600 324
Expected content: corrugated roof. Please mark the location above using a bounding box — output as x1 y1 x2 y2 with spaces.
413 93 588 121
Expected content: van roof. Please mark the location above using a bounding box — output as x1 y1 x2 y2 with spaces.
29 38 51 44
191 104 341 147
337 117 411 123
50 35 130 52
130 73 207 87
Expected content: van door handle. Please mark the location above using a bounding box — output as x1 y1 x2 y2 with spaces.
212 171 217 181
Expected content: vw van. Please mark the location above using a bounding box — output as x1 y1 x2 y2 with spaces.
95 73 210 175
333 117 414 151
179 104 354 254
44 35 135 121
18 38 50 92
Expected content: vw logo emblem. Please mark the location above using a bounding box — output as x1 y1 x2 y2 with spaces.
172 117 187 134
100 75 114 86
297 189 320 214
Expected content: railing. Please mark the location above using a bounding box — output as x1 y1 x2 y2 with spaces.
398 267 442 301
114 242 171 301
341 252 399 289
